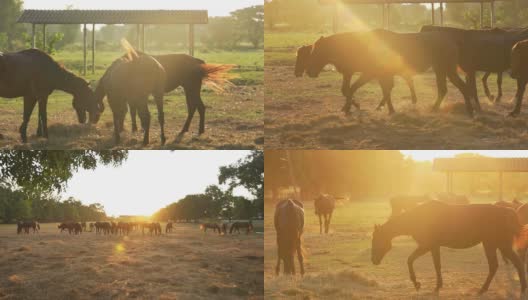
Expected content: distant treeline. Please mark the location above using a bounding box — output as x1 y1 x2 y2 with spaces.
265 0 528 32
0 1 263 52
0 186 106 223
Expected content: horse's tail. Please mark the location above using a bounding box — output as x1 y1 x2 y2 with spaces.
514 225 528 250
199 63 236 93
120 39 139 61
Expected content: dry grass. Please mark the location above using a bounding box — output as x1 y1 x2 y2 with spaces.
0 222 263 299
265 199 528 299
0 85 263 150
265 65 528 149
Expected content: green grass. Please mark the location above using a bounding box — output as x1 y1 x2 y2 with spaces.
265 197 527 299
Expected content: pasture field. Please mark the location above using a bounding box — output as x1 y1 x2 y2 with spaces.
264 198 526 299
0 49 263 149
265 31 528 149
0 221 263 299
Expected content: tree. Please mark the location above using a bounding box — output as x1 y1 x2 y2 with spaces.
219 150 264 216
0 150 128 194
232 5 264 48
0 0 24 50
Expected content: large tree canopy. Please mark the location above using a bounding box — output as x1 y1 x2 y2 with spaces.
0 150 128 193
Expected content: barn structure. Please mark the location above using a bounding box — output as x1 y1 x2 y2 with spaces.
320 0 512 32
17 9 208 75
433 157 528 201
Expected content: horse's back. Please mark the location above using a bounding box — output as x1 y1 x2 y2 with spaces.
275 199 304 233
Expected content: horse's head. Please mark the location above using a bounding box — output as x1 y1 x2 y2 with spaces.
371 224 392 265
71 78 102 124
306 36 330 78
294 45 313 77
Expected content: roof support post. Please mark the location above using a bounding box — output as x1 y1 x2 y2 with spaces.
31 23 36 48
141 24 145 52
387 4 391 30
490 1 495 28
499 171 503 201
92 24 95 74
382 4 386 29
431 3 435 25
42 24 46 52
136 24 141 49
439 2 444 26
480 2 484 28
188 24 195 56
83 24 87 76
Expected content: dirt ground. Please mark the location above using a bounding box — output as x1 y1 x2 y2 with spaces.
265 66 528 149
0 85 263 150
264 200 527 300
0 222 263 299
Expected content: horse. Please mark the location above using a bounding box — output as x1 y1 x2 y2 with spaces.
372 201 528 295
95 49 234 138
0 49 101 142
306 30 472 115
510 39 528 115
89 222 95 232
420 26 528 115
314 194 335 234
17 221 39 234
274 199 305 275
201 223 221 234
81 222 87 232
165 222 173 233
390 195 431 216
58 222 82 235
295 44 418 111
229 221 254 234
98 41 166 145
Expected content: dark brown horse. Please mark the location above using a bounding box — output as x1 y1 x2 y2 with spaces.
229 221 254 234
296 44 418 110
372 201 528 295
95 49 234 138
421 26 528 115
306 30 472 115
314 194 335 234
98 41 166 145
510 39 528 115
165 222 173 233
200 223 221 234
0 49 101 142
274 199 305 275
17 221 40 234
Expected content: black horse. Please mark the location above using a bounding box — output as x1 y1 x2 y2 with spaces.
0 49 100 142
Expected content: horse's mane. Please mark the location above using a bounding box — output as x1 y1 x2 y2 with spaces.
120 39 139 61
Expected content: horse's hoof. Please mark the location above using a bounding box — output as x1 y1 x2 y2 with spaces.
509 111 520 117
160 137 166 145
414 282 421 291
477 288 488 295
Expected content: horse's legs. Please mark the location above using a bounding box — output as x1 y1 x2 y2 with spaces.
112 110 122 144
137 100 151 146
318 214 322 234
129 103 138 132
154 93 166 145
276 238 281 275
181 86 197 134
379 76 395 114
20 95 37 143
197 96 206 134
468 71 481 112
297 240 304 276
482 72 492 101
446 68 474 117
407 246 429 291
499 246 527 293
431 246 443 292
342 73 373 113
479 243 498 295
341 73 360 111
431 68 448 111
496 72 503 103
36 95 49 138
510 77 527 117
403 74 417 105
326 211 333 234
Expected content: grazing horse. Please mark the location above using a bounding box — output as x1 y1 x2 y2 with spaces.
58 222 82 235
229 221 254 234
421 26 528 115
99 41 166 145
0 49 101 142
274 199 305 275
201 223 221 234
314 194 335 234
165 222 173 233
95 50 234 137
372 201 528 295
17 221 39 234
295 44 418 110
306 30 472 115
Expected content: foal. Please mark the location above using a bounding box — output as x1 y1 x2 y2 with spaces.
372 201 528 295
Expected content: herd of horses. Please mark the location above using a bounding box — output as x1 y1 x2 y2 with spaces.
200 220 254 235
295 26 528 117
274 194 528 296
0 40 233 145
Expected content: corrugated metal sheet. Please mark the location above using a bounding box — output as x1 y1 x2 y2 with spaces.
17 10 208 24
433 157 528 172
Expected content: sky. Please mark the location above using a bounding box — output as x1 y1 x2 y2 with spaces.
401 150 528 161
22 0 262 16
63 150 252 217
